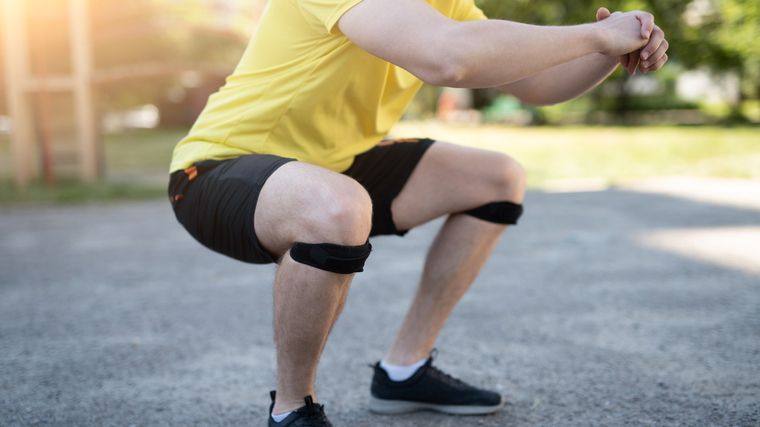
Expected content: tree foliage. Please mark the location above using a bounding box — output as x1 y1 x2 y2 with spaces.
0 0 254 115
475 0 760 102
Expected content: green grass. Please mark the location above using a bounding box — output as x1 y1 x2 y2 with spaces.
103 126 187 174
0 127 185 205
1 123 758 204
391 122 760 188
0 179 167 205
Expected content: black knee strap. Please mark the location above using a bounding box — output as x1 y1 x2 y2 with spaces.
464 201 524 225
290 241 372 274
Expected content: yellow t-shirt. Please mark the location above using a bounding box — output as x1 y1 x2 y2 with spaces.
169 0 487 173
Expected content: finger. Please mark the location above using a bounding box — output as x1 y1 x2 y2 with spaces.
624 51 638 75
642 53 668 73
636 11 655 39
641 39 669 69
641 26 665 61
630 51 641 75
596 7 611 21
620 54 630 69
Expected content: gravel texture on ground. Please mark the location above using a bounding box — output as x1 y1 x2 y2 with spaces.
1 190 759 427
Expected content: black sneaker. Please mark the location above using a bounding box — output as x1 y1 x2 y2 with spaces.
369 354 504 415
268 391 334 427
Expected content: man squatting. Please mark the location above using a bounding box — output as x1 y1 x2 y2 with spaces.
168 0 669 425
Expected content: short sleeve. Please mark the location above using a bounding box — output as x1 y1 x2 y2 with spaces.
453 0 487 21
298 0 365 34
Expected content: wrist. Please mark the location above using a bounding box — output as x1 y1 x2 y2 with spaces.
584 23 609 55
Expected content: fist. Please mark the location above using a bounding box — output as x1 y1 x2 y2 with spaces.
596 7 669 74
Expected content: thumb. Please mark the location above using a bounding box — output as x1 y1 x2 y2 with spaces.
596 7 611 21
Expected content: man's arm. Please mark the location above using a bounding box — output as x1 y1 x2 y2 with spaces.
500 53 619 106
500 8 670 106
338 0 656 89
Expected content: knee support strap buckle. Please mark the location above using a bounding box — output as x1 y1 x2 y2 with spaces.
290 241 372 274
465 201 523 225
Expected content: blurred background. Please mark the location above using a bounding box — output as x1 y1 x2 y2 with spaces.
0 0 758 203
2 3 758 425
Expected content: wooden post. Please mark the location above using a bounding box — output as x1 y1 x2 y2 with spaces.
32 12 57 187
69 0 100 181
2 0 38 188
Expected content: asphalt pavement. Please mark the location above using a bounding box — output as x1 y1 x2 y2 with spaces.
1 188 759 427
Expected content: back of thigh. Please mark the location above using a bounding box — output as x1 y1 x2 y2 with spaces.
391 142 526 231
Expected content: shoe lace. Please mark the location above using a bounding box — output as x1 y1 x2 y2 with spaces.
423 349 471 390
295 396 332 427
296 411 333 427
426 364 471 390
296 412 331 427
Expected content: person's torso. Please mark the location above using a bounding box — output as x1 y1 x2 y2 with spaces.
169 0 485 173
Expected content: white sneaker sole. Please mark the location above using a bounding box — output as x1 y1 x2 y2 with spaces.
368 395 505 415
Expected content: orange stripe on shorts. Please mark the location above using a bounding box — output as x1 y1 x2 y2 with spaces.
184 165 198 180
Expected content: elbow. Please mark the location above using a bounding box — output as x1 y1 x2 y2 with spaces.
416 23 483 87
435 60 469 87
525 98 560 107
421 42 471 87
423 60 468 88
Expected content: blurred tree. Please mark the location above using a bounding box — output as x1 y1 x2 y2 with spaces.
3 0 755 121
0 18 5 117
91 0 255 119
719 0 760 101
475 0 759 119
641 0 759 116
0 0 256 121
476 0 655 119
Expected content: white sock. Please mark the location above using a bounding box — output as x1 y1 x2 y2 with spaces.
380 358 428 382
271 411 292 423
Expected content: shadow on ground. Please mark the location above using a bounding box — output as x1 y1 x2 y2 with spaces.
1 190 758 426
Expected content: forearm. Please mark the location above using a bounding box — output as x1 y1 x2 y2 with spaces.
339 0 656 89
499 53 620 106
441 21 604 88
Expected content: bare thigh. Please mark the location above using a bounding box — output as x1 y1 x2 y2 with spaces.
254 162 373 259
391 142 526 231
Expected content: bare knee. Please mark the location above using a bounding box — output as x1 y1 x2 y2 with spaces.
301 177 372 246
255 163 373 258
488 154 527 204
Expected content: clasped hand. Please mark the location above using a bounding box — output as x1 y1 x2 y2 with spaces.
596 7 669 74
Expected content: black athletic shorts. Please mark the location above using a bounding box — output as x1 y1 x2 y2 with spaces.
169 138 435 264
